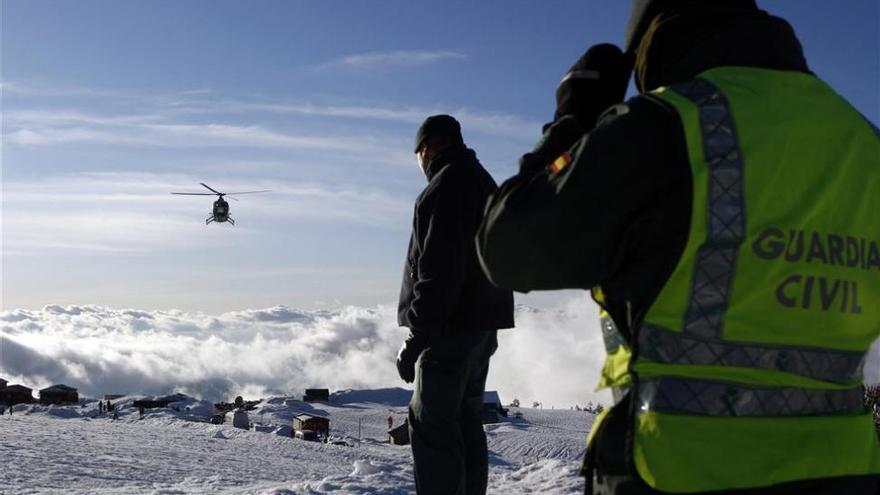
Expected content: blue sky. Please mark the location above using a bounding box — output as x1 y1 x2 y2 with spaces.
2 0 878 312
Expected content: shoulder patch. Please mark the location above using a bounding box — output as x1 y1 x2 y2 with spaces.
550 151 572 174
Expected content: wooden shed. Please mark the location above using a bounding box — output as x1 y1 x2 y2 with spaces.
388 422 410 445
293 413 329 436
39 384 79 405
302 388 330 402
0 384 34 405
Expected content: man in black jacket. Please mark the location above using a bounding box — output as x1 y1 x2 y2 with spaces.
476 1 879 494
397 114 514 495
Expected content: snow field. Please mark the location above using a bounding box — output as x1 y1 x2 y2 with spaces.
1 394 595 494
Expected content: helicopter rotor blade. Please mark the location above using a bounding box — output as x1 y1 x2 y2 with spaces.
200 183 224 195
171 192 216 195
224 190 271 195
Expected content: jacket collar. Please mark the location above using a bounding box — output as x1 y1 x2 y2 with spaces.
637 11 809 92
424 144 472 181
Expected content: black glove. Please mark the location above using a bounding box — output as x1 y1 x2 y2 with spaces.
555 43 633 129
396 332 429 383
519 115 583 174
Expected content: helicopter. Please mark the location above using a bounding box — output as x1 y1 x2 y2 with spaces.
171 183 270 225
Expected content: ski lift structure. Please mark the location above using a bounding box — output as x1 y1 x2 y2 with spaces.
170 183 269 226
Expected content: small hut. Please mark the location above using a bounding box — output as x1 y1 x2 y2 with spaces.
293 413 330 436
133 397 172 409
482 391 506 424
231 409 249 430
39 384 79 405
302 388 330 402
251 424 274 433
0 385 34 405
388 422 410 445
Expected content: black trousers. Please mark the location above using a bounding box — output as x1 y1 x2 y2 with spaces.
408 330 498 495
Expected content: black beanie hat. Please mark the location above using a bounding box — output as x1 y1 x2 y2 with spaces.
414 114 463 153
555 43 631 126
624 0 759 53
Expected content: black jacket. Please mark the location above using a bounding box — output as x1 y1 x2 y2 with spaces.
398 145 514 336
477 9 879 495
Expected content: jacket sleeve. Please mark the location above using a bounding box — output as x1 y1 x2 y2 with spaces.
405 171 469 334
476 105 657 293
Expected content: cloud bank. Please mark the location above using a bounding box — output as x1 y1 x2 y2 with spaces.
3 300 877 409
0 300 611 408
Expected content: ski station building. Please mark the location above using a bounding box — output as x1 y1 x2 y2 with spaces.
0 384 34 405
302 389 330 402
39 384 79 405
482 391 506 424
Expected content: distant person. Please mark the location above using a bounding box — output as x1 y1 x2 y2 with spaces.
387 415 393 430
396 114 514 495
476 1 880 494
98 401 103 414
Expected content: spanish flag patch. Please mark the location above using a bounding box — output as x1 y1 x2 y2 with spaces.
550 151 572 174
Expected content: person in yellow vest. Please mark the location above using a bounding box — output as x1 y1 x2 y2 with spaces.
476 1 880 493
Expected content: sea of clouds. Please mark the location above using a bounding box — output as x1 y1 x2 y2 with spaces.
2 299 878 408
0 298 613 408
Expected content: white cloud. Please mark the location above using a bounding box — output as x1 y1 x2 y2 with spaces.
0 300 612 408
5 101 539 146
0 79 132 99
320 50 468 70
4 117 399 157
219 103 540 140
2 172 411 255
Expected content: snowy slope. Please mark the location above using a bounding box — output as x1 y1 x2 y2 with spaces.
1 391 593 494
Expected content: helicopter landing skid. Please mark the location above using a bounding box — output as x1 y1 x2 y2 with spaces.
206 216 234 226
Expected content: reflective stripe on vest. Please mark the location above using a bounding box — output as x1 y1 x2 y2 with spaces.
639 323 866 384
675 78 746 341
638 377 865 417
600 311 625 354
